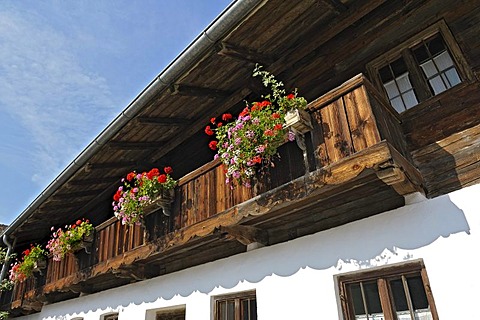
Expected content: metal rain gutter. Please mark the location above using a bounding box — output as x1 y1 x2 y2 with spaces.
0 0 265 241
0 235 14 282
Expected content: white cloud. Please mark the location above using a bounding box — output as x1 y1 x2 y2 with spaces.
0 7 117 184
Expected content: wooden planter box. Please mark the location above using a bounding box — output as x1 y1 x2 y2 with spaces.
284 108 313 134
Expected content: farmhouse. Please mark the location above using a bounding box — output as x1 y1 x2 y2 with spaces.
1 0 479 319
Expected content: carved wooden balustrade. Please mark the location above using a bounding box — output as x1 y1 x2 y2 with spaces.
7 74 420 309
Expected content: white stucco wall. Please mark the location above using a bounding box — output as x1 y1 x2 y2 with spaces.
16 183 479 320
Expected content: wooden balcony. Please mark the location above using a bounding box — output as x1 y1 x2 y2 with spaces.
4 74 424 310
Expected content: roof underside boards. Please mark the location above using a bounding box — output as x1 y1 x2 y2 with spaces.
8 0 450 245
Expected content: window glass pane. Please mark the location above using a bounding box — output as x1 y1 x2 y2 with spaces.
391 97 405 113
384 80 399 98
227 300 235 320
403 91 418 109
242 298 257 320
379 65 393 82
364 282 383 315
391 57 408 76
444 68 461 87
433 51 454 71
391 279 408 311
407 276 429 310
427 35 445 57
413 45 429 64
420 60 436 78
350 284 366 316
396 73 413 93
428 76 447 95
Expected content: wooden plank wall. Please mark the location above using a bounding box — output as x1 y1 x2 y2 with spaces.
96 219 145 263
309 83 390 167
176 140 305 229
45 254 77 283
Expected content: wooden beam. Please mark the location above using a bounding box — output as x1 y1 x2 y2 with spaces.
218 225 269 246
136 117 192 126
86 161 136 170
147 1 385 164
112 265 146 281
39 201 86 211
68 177 119 186
318 0 347 14
52 190 103 200
108 141 165 150
170 84 232 98
216 42 275 66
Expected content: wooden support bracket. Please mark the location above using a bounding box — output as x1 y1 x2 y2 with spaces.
112 265 146 281
218 225 269 246
374 158 424 196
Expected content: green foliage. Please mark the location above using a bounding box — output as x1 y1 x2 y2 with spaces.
47 219 94 261
112 167 177 225
206 65 307 187
9 245 46 282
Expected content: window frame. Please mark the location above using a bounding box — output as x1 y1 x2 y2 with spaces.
367 20 474 113
337 260 438 320
155 306 186 320
213 290 257 320
102 313 119 320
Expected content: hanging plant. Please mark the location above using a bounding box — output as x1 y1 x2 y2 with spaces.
112 167 177 226
206 65 308 187
46 219 94 261
9 244 46 282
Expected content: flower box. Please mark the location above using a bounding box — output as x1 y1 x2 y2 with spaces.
73 232 95 253
33 258 47 272
143 188 175 216
284 108 312 134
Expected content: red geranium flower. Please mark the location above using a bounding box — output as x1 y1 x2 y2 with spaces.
264 129 275 136
76 220 82 226
113 190 121 201
209 140 218 150
222 113 232 121
271 113 280 119
253 156 262 164
217 122 223 127
286 93 295 99
239 107 250 117
147 168 160 180
126 172 136 181
274 123 283 130
158 174 167 183
210 117 216 124
164 166 173 174
205 125 214 136
23 249 30 256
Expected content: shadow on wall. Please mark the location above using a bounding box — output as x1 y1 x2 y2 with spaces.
39 192 470 318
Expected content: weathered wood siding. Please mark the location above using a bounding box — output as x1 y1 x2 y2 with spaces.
309 75 406 168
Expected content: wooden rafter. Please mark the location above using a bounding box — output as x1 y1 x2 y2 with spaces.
86 161 137 170
68 177 119 186
136 117 192 126
216 42 275 66
170 84 232 98
108 141 165 150
318 0 347 14
53 190 103 200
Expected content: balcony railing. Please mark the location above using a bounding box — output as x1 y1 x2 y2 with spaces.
5 74 418 310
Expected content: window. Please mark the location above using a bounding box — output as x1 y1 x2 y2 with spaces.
368 21 473 113
156 307 185 320
214 290 257 320
337 260 438 320
103 314 118 320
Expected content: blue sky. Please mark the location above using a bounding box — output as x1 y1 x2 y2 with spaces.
0 0 232 225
